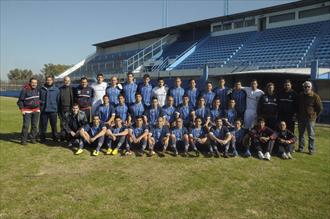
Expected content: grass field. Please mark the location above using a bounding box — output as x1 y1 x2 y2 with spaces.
0 96 329 219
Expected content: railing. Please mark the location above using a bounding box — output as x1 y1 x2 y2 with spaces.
151 56 170 72
125 34 170 72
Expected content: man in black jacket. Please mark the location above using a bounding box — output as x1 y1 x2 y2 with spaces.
17 78 40 145
59 76 74 140
74 77 94 123
63 103 88 147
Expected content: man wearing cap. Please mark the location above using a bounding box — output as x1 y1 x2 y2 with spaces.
297 81 323 155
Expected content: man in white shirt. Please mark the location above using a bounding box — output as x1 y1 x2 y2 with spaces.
243 79 264 129
91 73 108 115
152 78 168 107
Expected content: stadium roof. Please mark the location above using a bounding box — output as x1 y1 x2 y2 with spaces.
93 0 328 48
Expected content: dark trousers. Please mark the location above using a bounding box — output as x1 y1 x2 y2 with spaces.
279 114 295 133
249 139 274 153
39 112 58 140
264 116 278 131
277 143 294 154
21 112 40 142
81 108 91 123
59 109 70 139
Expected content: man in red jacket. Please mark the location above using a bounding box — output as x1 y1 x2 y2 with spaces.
17 78 40 145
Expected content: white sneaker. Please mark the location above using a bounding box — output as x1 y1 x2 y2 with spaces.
287 152 293 159
281 152 288 159
258 151 265 159
264 152 271 161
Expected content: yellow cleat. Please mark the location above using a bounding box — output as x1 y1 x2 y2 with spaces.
75 149 84 155
106 148 113 155
112 148 119 155
92 150 99 156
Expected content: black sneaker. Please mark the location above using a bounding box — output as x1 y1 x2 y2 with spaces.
214 150 220 158
223 152 229 158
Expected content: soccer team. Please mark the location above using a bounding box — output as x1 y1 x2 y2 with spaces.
17 72 323 160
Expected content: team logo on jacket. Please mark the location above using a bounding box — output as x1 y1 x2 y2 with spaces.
77 90 81 94
265 97 268 102
87 91 89 94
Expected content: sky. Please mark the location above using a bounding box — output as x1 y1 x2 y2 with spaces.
0 0 296 80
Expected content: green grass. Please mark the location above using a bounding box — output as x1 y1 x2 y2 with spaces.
0 96 329 219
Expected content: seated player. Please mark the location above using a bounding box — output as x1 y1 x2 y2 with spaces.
193 96 211 126
247 117 275 161
148 116 170 157
105 116 129 156
76 115 107 156
208 117 232 158
170 117 189 156
128 93 145 124
275 121 296 159
115 94 129 125
127 116 149 156
162 95 176 127
63 103 88 147
188 117 210 157
230 119 249 157
144 97 163 127
96 94 115 125
176 94 194 128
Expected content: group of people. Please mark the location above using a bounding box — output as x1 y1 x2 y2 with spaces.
17 72 323 160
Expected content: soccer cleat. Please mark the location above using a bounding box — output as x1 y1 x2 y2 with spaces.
258 151 265 160
281 152 288 159
223 152 229 158
92 150 99 156
112 148 119 155
214 150 220 158
264 152 271 161
287 152 293 159
244 150 251 157
148 150 155 157
173 150 178 157
75 149 84 155
125 150 132 156
232 150 238 157
106 148 113 155
67 141 73 147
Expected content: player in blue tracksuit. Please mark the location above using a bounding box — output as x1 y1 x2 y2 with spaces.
106 76 121 106
144 97 163 127
105 116 129 156
128 93 145 124
138 74 153 108
123 72 138 105
193 96 211 125
186 79 199 108
203 82 216 108
210 98 224 126
162 95 176 127
128 116 149 156
169 77 185 107
115 94 129 124
170 117 189 156
148 116 170 156
223 99 238 131
76 115 107 156
214 78 231 110
176 95 194 128
96 95 115 125
230 81 247 120
208 117 232 158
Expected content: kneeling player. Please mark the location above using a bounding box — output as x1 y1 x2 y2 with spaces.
275 121 296 159
105 116 129 156
128 116 149 156
208 117 232 158
170 117 189 156
148 116 170 156
76 115 107 156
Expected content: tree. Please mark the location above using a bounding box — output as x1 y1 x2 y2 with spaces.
7 69 33 81
41 63 72 77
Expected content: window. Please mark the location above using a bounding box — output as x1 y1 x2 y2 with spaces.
223 23 232 30
269 12 295 23
245 19 255 27
299 6 330 19
213 24 222 32
234 21 244 28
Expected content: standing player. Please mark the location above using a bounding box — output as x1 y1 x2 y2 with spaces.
208 117 232 158
186 79 199 108
74 77 94 123
39 75 60 142
258 82 278 130
152 78 168 107
169 77 185 107
278 80 297 133
230 81 246 120
170 117 189 156
106 76 121 106
203 82 216 108
127 116 149 156
76 115 107 156
17 77 40 145
148 117 170 156
123 72 138 105
91 73 108 115
138 74 153 108
214 77 231 110
243 79 264 129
